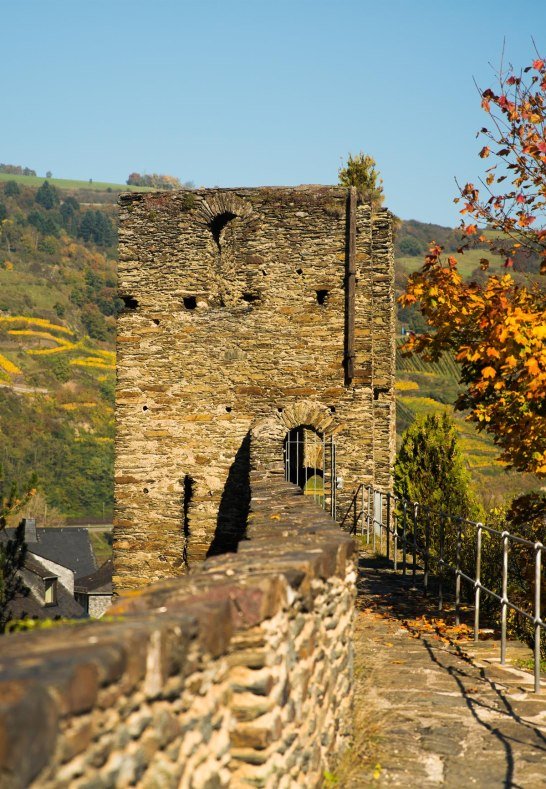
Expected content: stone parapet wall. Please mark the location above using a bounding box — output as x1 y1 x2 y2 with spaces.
0 474 356 788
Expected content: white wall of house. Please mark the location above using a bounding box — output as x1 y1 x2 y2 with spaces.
28 553 74 595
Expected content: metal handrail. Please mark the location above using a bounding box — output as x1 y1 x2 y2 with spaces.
341 483 545 693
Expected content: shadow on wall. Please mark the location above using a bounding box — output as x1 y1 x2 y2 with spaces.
207 431 251 557
182 473 194 567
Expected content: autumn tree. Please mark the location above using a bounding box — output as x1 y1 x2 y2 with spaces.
338 152 384 209
126 172 183 190
400 55 546 475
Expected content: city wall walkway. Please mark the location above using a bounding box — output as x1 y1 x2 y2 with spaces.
342 551 546 787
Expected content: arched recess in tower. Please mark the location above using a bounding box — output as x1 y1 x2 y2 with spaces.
283 425 337 510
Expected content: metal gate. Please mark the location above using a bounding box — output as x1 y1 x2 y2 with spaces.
283 427 337 519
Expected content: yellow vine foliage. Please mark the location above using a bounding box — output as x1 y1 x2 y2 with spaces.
0 354 21 375
395 380 419 391
28 340 76 356
91 348 115 362
0 316 74 335
69 357 115 370
61 402 97 411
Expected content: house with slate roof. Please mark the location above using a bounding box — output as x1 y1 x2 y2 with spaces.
1 519 99 621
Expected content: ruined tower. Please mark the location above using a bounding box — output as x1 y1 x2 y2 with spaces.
114 186 395 590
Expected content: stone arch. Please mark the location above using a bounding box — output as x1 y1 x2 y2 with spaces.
250 400 341 476
196 192 253 235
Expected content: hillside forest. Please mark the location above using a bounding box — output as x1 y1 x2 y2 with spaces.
0 173 540 522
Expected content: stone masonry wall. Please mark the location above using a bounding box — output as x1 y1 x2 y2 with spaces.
0 474 355 789
115 186 394 590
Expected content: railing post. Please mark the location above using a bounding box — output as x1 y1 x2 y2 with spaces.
474 524 482 643
424 509 430 596
412 502 418 586
402 500 407 576
455 518 461 625
501 531 509 665
438 513 444 611
534 543 542 694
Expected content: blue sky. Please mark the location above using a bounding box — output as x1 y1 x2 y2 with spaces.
3 0 545 224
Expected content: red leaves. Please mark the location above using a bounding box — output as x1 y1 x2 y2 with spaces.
533 59 545 71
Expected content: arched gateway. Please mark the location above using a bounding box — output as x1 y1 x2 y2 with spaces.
114 186 395 591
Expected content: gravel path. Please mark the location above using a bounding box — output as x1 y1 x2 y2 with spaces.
345 553 546 787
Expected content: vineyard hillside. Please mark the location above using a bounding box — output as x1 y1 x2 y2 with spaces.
0 177 118 519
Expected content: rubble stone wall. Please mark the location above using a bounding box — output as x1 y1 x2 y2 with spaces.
0 474 356 789
115 186 395 590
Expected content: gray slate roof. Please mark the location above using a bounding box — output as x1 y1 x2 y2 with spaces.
75 559 113 595
2 527 97 579
8 555 86 620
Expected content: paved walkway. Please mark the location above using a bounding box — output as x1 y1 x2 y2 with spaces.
343 553 546 787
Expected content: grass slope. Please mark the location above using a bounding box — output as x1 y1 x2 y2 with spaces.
0 172 151 193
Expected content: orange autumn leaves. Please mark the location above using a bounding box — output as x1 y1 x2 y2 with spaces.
400 55 546 476
400 245 546 475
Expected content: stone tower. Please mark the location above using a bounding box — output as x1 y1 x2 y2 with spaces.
114 186 395 591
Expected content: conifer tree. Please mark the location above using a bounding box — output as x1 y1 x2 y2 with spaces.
35 180 59 210
394 413 479 564
0 468 34 632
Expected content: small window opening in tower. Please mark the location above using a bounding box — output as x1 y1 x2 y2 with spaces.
242 292 259 303
208 211 237 247
183 296 197 310
121 295 139 310
316 289 329 305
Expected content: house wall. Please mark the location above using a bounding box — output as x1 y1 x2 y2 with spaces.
115 186 395 590
88 594 112 618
